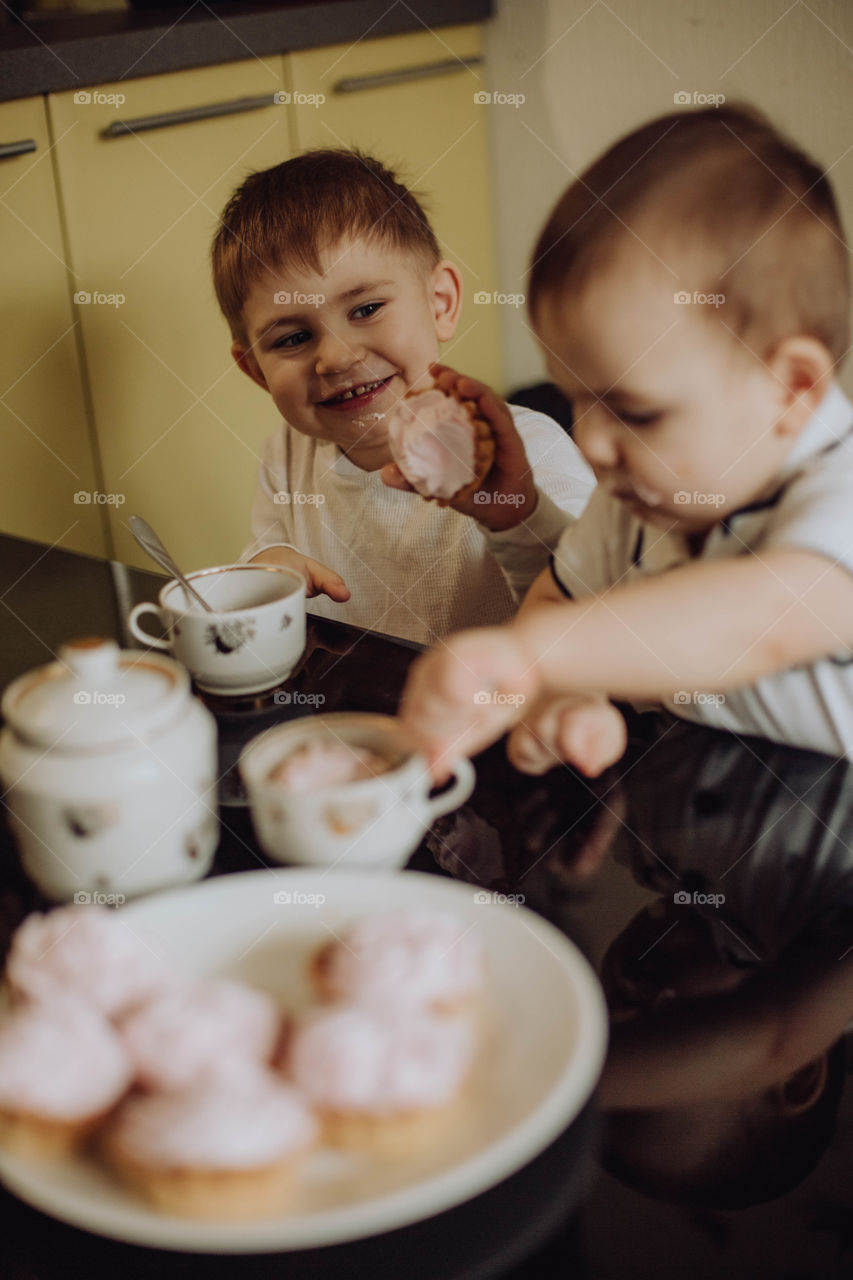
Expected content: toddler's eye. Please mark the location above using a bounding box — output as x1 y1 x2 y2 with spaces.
351 301 384 320
618 410 660 427
273 330 312 350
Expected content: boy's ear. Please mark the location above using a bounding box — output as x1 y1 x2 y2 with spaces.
430 260 463 342
231 342 269 393
766 335 834 438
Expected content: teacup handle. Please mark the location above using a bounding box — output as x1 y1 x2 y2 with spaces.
128 602 171 651
424 756 476 820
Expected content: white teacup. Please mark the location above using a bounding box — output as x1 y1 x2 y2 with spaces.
129 564 306 696
238 713 476 869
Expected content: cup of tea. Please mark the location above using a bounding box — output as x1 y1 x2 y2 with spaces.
129 564 306 696
238 713 476 868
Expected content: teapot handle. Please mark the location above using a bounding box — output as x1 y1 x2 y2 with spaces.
128 602 172 651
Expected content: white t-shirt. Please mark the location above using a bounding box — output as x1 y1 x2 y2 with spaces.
242 404 594 645
550 382 853 758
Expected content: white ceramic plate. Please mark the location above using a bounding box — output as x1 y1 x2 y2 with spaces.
0 869 607 1253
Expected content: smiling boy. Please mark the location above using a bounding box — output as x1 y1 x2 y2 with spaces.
211 150 593 644
399 105 853 768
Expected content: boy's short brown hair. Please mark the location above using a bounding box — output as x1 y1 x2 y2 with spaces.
212 149 441 346
529 104 850 366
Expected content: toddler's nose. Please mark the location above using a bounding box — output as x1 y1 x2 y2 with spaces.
314 327 363 376
573 406 620 470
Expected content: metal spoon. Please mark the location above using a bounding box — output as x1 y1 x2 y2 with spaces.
129 515 214 614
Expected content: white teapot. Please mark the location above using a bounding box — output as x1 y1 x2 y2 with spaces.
0 637 218 902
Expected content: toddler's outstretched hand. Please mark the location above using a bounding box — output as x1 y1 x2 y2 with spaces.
248 547 350 602
507 694 627 778
398 627 536 782
381 363 537 531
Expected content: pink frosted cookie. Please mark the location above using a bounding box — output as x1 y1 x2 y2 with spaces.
267 738 390 790
388 387 495 506
285 1005 474 1155
6 905 167 1019
102 1069 317 1219
0 997 133 1159
118 978 283 1092
312 909 485 1013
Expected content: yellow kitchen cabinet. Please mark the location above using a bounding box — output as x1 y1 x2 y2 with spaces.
48 58 294 571
289 24 502 390
0 95 106 556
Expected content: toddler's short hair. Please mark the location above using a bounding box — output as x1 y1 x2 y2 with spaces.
212 149 441 345
529 104 850 366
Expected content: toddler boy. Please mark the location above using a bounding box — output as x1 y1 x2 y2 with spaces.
211 150 593 645
399 104 853 769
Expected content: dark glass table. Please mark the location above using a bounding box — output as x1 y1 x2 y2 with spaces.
1 531 852 1280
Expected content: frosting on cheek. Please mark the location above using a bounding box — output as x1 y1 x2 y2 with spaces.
388 390 476 500
0 999 132 1120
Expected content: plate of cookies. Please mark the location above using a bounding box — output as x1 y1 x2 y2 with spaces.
0 869 607 1253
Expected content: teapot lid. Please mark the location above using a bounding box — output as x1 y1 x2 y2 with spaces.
1 637 188 750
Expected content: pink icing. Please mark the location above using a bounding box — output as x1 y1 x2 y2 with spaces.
287 1006 474 1114
108 1069 316 1169
7 905 168 1018
0 997 132 1121
318 909 485 1010
268 740 390 791
388 389 477 500
118 978 282 1091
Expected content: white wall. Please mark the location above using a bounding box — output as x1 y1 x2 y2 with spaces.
484 0 853 396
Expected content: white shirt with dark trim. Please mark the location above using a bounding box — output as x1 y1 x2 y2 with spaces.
549 382 853 758
241 404 594 646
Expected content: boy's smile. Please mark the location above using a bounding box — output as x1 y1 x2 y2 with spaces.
233 238 461 471
534 247 800 535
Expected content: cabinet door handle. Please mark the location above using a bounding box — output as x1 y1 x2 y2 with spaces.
334 57 483 94
0 139 37 159
103 93 278 138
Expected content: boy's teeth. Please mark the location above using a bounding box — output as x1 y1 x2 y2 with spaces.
332 380 382 403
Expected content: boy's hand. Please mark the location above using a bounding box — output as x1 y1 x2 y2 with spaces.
506 693 627 778
380 362 538 532
398 627 537 781
247 547 350 602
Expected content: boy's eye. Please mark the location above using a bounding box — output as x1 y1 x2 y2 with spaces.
273 330 312 350
351 301 384 320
